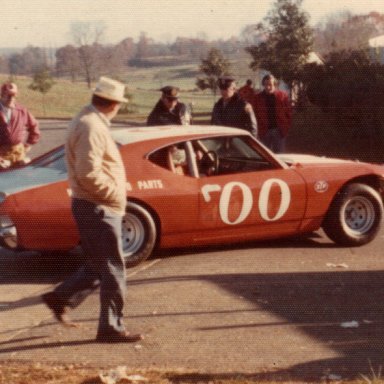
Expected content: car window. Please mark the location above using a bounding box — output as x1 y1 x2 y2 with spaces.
30 147 67 172
192 136 276 176
148 143 190 176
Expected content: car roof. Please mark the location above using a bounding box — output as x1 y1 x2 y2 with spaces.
111 125 248 145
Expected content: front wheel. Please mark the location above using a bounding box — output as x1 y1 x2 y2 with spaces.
322 183 383 246
121 202 157 268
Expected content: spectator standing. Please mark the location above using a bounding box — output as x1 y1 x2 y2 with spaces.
211 77 257 137
252 74 292 153
0 82 40 168
42 77 143 343
238 79 255 103
147 86 191 126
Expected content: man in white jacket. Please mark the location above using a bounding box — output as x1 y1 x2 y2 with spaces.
42 77 143 343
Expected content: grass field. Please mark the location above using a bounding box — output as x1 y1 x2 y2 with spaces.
0 70 216 123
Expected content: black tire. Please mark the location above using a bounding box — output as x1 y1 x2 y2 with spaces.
122 202 157 268
322 183 383 246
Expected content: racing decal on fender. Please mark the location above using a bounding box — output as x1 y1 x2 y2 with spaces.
314 180 328 193
137 179 164 190
201 178 291 225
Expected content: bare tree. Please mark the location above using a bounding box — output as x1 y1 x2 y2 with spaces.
71 21 106 88
9 46 48 76
314 11 384 55
55 45 81 81
71 21 105 46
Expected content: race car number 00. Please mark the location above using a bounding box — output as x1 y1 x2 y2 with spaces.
202 179 291 225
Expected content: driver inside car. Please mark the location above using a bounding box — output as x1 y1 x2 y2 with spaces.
167 145 187 175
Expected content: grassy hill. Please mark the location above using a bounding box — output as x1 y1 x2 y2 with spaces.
0 67 218 123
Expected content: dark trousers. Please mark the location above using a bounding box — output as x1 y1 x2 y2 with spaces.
261 128 286 153
54 198 126 335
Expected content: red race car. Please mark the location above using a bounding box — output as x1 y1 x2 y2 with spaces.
0 125 383 267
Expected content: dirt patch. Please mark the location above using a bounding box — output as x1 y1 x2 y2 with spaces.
0 361 326 384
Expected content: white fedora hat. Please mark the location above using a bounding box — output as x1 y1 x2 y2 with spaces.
93 76 128 103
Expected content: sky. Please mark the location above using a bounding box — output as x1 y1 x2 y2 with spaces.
2 0 384 49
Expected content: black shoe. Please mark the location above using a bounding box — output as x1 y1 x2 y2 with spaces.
42 292 74 325
96 330 143 343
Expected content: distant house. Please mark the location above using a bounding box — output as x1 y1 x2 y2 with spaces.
369 35 384 63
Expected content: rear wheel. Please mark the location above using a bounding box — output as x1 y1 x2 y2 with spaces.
322 183 383 246
122 202 157 268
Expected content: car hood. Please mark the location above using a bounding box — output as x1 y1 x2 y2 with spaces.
0 166 67 196
277 153 351 165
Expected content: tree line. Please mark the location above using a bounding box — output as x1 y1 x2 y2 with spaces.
1 0 384 132
0 24 244 88
1 1 383 90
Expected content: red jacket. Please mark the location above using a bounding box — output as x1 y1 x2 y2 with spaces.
252 90 292 138
0 102 40 146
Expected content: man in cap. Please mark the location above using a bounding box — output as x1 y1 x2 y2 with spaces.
238 79 255 103
147 86 191 126
42 77 143 343
0 82 40 168
211 77 257 137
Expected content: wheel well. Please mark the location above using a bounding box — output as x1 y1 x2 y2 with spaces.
322 175 384 227
341 175 384 200
126 198 162 245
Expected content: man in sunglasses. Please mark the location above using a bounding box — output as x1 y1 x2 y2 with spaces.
147 86 191 126
211 77 257 138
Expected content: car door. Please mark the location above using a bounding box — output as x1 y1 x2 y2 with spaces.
195 136 307 242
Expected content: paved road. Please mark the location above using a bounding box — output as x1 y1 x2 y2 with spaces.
0 120 384 380
29 119 131 158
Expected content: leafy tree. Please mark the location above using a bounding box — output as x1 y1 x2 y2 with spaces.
246 0 313 89
303 49 381 111
29 68 55 116
299 50 384 161
196 48 232 97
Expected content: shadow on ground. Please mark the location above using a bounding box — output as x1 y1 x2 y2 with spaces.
127 268 384 381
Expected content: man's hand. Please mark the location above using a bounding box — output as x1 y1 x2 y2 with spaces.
0 158 11 169
244 103 253 114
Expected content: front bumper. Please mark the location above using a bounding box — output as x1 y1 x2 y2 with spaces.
0 215 18 249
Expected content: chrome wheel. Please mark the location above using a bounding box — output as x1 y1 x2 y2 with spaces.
122 202 157 268
343 196 375 236
122 212 146 256
323 183 383 246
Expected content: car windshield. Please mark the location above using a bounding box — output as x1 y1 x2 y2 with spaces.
148 135 277 178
